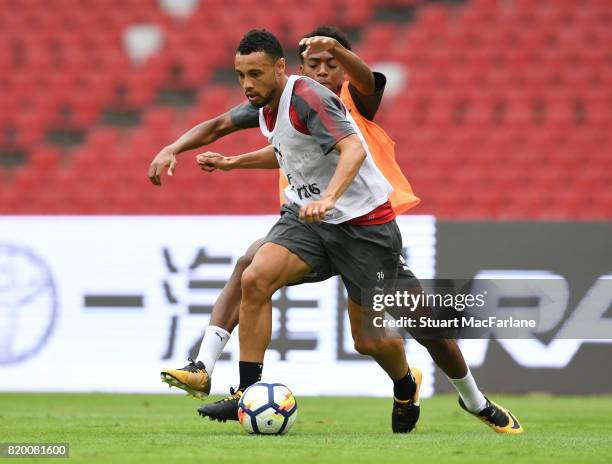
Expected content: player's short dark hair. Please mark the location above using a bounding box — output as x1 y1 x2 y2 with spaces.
299 25 352 62
237 29 284 61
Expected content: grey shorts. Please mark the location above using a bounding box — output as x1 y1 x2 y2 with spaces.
263 203 405 305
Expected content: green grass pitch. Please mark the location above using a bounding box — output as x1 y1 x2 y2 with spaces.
1 393 611 463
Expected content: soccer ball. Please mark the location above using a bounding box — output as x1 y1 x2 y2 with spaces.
237 382 298 435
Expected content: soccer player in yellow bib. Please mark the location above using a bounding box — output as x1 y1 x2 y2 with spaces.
150 27 522 434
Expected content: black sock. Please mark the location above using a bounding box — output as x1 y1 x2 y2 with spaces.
239 361 263 391
393 370 417 401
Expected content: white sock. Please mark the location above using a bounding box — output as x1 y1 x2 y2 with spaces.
196 325 231 375
448 368 487 413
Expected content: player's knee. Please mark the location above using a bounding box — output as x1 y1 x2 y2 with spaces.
355 337 404 356
236 239 264 271
353 337 377 356
236 253 254 271
416 337 448 351
244 238 265 260
241 266 274 300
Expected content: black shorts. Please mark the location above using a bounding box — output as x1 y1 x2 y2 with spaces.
263 203 406 305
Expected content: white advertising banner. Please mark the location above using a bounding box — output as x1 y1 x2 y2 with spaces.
0 215 436 397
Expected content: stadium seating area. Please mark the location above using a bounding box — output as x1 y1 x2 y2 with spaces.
0 0 610 218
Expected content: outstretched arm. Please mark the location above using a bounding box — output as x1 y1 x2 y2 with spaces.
196 145 279 172
148 102 260 186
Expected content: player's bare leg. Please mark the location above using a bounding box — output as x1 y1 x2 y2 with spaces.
238 242 311 363
348 299 421 433
198 242 310 421
416 338 523 433
209 238 265 330
401 283 524 434
348 298 410 378
160 238 265 398
417 338 466 379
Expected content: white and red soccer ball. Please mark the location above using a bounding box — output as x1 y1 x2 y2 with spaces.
238 382 298 435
